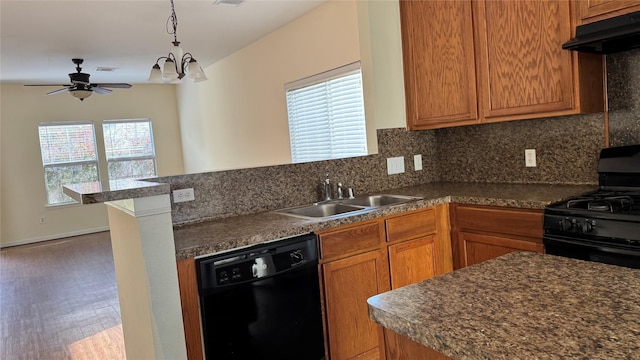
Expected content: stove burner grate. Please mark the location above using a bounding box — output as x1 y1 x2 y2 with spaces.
566 195 634 213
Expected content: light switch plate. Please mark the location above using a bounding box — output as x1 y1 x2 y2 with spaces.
525 149 537 167
414 154 423 171
387 156 405 175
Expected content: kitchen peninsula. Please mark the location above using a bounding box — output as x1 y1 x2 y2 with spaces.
368 251 640 359
64 180 597 360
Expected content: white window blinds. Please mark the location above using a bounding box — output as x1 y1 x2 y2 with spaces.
38 122 99 205
285 62 368 163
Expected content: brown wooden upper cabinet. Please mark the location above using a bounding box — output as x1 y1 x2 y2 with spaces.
578 0 640 24
399 0 604 130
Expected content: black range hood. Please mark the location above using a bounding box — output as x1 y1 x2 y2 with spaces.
563 10 640 54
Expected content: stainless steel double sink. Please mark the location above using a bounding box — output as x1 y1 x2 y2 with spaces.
274 194 422 220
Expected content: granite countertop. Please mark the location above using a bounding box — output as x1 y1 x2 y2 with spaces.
173 182 595 259
368 252 640 359
63 180 170 204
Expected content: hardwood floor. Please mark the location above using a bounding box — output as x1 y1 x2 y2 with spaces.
1 232 126 360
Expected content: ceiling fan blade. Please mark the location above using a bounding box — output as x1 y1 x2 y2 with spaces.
24 84 72 87
47 87 71 95
91 86 112 95
92 83 132 89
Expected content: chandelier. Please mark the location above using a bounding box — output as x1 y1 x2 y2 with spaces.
148 0 208 83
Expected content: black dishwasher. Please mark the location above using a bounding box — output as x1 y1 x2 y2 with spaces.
196 234 325 360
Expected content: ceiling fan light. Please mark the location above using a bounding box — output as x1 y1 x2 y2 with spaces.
148 64 163 83
70 89 93 101
163 59 179 79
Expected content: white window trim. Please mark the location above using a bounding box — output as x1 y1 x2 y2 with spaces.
285 61 361 92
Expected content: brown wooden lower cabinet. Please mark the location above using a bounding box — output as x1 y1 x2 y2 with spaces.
388 236 437 289
451 204 544 269
318 205 453 360
456 231 544 267
322 250 389 360
385 331 452 360
176 258 204 360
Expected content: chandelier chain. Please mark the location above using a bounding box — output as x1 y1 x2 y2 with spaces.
166 0 179 44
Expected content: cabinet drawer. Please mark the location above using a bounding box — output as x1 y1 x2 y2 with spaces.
455 205 543 239
386 209 436 243
319 220 384 259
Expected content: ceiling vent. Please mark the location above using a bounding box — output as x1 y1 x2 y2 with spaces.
213 0 244 6
95 67 119 72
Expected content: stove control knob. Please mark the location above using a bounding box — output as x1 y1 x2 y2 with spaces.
582 220 594 233
559 218 573 231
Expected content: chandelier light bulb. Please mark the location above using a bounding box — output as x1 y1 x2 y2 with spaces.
187 58 207 81
148 64 163 83
163 58 179 79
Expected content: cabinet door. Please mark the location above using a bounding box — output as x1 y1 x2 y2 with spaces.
457 231 544 268
176 258 204 360
323 250 388 360
474 0 575 119
399 0 479 130
388 236 437 289
579 0 640 24
385 331 452 360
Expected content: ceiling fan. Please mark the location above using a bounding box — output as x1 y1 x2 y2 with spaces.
25 58 132 101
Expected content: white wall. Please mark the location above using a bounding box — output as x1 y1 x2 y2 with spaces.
0 84 184 247
364 0 407 129
177 1 367 173
176 1 407 174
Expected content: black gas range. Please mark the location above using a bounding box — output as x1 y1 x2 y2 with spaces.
543 144 640 269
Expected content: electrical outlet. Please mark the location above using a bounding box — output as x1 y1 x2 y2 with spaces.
387 156 405 175
525 149 537 167
414 154 423 171
39 216 46 224
173 188 195 203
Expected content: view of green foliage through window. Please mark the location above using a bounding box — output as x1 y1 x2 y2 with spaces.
38 119 157 206
103 120 157 181
38 123 99 205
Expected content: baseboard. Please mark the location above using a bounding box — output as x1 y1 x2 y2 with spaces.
0 226 111 248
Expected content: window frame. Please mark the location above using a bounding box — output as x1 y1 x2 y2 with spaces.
38 121 100 206
102 118 158 181
285 61 368 164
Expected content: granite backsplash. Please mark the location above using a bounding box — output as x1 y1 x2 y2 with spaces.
158 49 639 225
607 48 640 147
157 128 438 224
434 114 605 185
